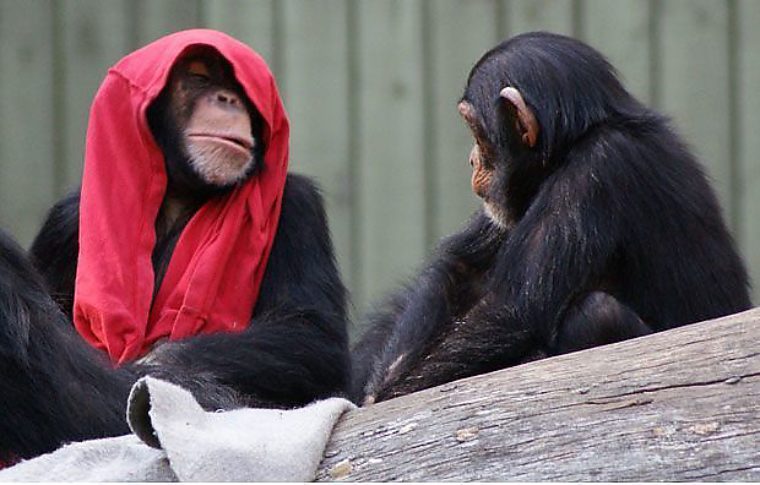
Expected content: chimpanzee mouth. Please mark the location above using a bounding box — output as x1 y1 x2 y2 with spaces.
186 132 254 155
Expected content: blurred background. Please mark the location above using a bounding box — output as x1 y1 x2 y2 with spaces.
1 0 759 322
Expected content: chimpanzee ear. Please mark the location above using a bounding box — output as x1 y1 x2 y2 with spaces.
499 87 539 148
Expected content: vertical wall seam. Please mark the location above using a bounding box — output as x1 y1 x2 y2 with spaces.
496 0 508 42
346 0 363 308
199 0 210 27
51 0 66 198
573 0 585 39
127 0 140 50
272 0 285 94
648 0 661 108
0 4 4 186
727 0 741 234
196 0 208 26
499 0 511 39
421 0 436 249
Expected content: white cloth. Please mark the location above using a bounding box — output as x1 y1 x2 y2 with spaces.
0 377 355 482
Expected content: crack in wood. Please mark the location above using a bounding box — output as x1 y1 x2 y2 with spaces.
688 465 760 480
581 372 760 402
584 397 654 410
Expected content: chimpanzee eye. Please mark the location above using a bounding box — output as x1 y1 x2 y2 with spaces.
187 61 212 85
190 72 211 83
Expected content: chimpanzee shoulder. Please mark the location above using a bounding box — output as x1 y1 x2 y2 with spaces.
256 172 347 322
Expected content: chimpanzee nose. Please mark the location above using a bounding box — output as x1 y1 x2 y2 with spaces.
216 90 241 106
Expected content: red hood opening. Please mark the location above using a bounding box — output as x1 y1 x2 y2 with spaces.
73 29 290 364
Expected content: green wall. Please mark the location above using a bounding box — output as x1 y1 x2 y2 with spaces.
1 0 758 314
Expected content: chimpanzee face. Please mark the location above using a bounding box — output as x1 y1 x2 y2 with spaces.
457 87 539 229
457 100 496 200
457 99 510 227
148 46 264 198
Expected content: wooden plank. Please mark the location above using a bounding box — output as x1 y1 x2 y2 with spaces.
580 0 652 104
317 308 760 481
427 0 496 242
278 0 354 292
134 0 203 45
58 1 132 196
736 0 760 304
0 0 56 246
657 1 733 220
504 0 575 36
355 0 427 309
202 0 276 67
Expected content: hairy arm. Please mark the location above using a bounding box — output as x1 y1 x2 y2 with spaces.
355 134 629 402
351 210 506 403
146 174 351 408
0 230 133 458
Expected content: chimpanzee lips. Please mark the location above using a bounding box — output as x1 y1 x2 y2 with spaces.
185 130 256 185
186 131 254 155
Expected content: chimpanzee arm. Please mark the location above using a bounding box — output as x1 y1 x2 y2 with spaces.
0 230 133 459
356 133 627 403
144 174 351 408
351 210 506 403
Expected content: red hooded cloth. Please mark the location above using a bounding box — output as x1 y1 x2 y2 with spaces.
73 29 289 365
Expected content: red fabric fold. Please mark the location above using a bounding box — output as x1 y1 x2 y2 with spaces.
73 29 289 365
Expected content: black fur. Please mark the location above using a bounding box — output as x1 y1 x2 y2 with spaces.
2 47 349 461
0 230 131 462
1 174 349 461
352 32 751 404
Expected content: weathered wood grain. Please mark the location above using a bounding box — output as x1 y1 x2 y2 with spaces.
317 308 760 481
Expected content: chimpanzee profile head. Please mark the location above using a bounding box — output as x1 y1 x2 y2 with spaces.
147 45 266 200
457 31 643 226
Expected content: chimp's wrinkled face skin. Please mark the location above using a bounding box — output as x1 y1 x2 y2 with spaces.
458 100 494 199
457 100 510 228
148 46 264 199
457 86 539 229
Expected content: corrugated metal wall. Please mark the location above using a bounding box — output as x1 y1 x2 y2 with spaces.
1 0 759 313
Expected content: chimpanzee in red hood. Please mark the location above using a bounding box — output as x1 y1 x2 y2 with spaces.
0 29 349 462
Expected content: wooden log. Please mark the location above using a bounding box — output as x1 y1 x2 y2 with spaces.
317 308 760 481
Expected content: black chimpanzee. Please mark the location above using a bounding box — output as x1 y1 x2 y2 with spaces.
0 30 349 462
351 32 752 405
